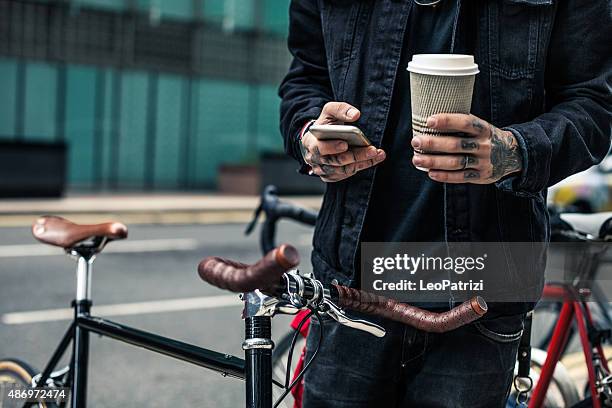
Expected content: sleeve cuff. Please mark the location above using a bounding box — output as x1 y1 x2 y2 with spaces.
494 124 551 200
295 119 317 176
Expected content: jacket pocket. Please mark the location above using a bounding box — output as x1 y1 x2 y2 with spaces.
485 0 554 79
313 183 347 272
474 314 525 343
319 0 366 99
320 0 363 69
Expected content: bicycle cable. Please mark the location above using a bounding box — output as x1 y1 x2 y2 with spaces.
284 309 314 389
273 307 324 408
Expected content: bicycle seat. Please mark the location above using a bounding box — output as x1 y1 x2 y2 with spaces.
559 212 612 240
32 216 128 250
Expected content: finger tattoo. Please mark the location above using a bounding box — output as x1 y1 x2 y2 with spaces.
471 119 485 132
461 140 479 151
464 171 480 180
462 155 478 168
320 164 337 175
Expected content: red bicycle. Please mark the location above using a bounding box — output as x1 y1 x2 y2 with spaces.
524 212 612 408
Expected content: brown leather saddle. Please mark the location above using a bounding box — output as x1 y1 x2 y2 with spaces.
32 216 128 253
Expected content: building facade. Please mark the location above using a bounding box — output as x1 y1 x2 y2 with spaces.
0 0 291 190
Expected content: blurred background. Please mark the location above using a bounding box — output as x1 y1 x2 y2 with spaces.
0 0 326 197
0 1 610 407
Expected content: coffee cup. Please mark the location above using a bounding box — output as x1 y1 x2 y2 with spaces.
407 54 479 171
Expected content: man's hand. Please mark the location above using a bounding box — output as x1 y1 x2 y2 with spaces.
300 102 386 182
411 114 523 184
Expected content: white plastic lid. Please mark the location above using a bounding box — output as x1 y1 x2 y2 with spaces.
407 54 479 76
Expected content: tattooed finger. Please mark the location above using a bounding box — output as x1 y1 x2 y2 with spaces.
428 169 481 183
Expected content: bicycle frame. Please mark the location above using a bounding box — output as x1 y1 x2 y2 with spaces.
528 284 610 408
32 252 275 408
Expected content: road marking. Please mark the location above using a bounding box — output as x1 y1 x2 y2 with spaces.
0 238 199 258
1 294 241 325
298 233 313 246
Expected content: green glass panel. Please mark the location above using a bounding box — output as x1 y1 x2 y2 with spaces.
158 0 192 20
99 69 116 187
262 0 290 35
203 0 226 23
232 0 254 29
24 63 57 141
192 79 249 187
0 58 17 139
154 75 183 188
255 85 283 153
203 0 253 29
136 0 151 12
118 71 148 188
76 0 126 11
65 65 97 187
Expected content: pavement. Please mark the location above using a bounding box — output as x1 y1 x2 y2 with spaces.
0 192 320 406
0 193 603 405
0 193 323 227
0 222 314 407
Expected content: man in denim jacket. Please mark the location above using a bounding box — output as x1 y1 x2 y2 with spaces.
279 0 611 406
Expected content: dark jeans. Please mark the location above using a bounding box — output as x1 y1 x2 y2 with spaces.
303 311 524 408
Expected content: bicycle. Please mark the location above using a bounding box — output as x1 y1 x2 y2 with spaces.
247 186 612 408
519 212 612 408
0 215 487 408
244 185 318 398
533 210 612 354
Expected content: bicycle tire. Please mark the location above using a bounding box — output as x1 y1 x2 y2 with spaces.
271 331 307 408
0 358 59 408
507 348 580 408
570 396 593 408
533 301 576 355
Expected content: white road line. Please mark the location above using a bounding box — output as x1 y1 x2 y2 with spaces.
0 238 199 258
298 233 313 246
1 294 241 325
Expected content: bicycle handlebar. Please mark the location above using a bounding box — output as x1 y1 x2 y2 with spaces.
333 284 487 333
245 185 318 255
197 245 488 333
274 201 318 226
198 244 300 293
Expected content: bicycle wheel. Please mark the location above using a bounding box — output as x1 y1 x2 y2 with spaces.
272 330 307 408
507 348 580 408
0 359 59 408
533 301 576 354
570 397 593 408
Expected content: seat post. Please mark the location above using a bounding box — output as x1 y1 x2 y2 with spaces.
72 253 94 408
75 255 94 302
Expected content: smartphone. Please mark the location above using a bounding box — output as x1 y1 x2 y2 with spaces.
309 124 371 147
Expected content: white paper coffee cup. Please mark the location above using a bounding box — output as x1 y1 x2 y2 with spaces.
407 54 479 171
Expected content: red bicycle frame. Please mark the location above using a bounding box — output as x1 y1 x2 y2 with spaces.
529 284 609 408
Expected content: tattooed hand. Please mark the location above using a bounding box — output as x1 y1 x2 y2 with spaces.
300 102 386 182
410 113 523 184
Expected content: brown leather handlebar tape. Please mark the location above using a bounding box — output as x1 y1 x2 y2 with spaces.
334 285 487 333
197 244 300 293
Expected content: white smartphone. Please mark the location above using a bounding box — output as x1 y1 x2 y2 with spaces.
309 124 372 147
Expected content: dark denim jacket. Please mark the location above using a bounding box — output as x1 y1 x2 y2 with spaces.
279 0 611 312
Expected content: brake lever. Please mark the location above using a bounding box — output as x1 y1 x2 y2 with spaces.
244 203 263 236
323 299 386 338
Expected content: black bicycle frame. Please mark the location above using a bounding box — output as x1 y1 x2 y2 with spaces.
32 298 275 408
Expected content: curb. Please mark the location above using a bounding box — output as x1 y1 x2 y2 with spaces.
0 195 322 227
0 210 257 227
